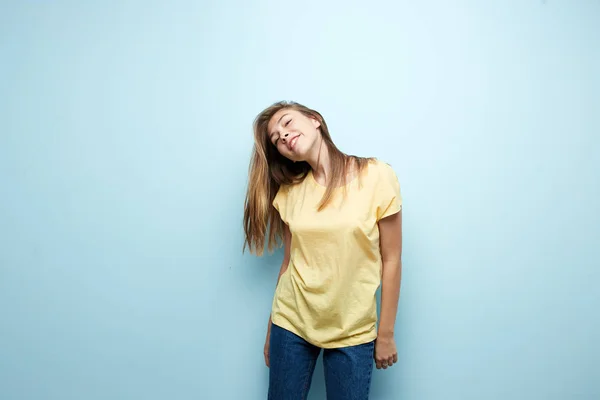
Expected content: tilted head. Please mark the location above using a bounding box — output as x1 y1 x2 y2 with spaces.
253 101 332 185
243 101 372 255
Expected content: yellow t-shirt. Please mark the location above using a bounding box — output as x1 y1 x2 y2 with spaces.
270 159 402 348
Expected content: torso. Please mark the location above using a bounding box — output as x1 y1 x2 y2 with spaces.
270 159 401 348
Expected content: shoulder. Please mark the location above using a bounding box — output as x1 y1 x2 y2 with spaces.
273 183 289 206
276 183 291 194
274 183 291 204
364 158 398 183
276 176 306 195
273 176 306 201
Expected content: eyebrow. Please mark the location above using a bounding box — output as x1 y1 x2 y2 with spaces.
269 113 290 139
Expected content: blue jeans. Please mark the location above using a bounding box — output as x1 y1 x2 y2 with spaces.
268 323 375 400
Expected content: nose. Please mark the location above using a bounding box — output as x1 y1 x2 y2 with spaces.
281 132 290 142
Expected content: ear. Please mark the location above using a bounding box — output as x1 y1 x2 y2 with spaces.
310 117 321 129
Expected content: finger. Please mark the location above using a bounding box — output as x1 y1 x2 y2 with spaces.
379 358 389 369
393 353 398 364
388 357 395 366
264 352 269 368
375 360 382 369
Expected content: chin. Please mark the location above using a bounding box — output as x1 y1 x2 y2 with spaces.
290 152 307 163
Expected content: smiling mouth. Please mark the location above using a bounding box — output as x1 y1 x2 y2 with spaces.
289 135 300 150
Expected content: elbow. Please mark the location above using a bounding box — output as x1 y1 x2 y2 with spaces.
381 258 402 277
382 257 401 269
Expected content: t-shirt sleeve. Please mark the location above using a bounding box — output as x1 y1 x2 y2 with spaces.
375 162 402 221
272 185 288 220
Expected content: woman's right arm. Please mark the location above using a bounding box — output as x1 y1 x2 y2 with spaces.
264 223 292 367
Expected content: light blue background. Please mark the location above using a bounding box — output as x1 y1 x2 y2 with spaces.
1 1 599 399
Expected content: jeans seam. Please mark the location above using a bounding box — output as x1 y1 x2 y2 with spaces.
364 342 374 400
300 353 316 400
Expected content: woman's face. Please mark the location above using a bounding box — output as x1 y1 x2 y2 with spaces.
267 108 321 162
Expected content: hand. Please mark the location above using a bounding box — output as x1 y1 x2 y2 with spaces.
264 327 271 368
374 335 398 370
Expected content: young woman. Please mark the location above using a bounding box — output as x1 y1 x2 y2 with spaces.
243 101 403 400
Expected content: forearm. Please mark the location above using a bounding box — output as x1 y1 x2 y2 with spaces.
378 259 402 337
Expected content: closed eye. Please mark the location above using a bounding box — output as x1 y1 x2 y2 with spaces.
271 119 291 145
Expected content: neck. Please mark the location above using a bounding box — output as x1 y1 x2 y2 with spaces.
307 135 331 183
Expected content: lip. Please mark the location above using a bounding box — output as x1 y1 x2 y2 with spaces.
288 134 300 151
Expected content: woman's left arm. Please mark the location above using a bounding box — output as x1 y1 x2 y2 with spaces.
375 210 403 369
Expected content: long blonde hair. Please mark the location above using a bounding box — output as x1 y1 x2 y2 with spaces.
243 101 372 255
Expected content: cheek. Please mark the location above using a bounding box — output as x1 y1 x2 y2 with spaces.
277 143 289 155
303 126 318 142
